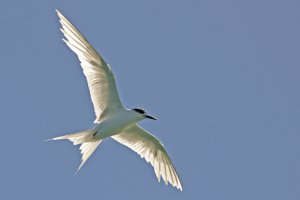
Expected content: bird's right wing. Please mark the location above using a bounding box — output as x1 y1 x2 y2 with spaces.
111 125 183 191
56 10 123 123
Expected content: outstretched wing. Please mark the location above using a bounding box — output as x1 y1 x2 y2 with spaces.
56 10 123 123
111 125 183 191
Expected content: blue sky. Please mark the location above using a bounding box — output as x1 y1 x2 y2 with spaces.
0 0 299 199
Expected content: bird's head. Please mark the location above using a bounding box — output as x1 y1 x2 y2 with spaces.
131 108 157 120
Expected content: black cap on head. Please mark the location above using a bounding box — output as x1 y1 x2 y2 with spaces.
132 108 145 114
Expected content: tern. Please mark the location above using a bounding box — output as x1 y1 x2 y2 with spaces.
48 10 182 191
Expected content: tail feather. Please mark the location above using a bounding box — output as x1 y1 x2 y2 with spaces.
47 129 102 174
75 140 101 175
49 129 95 145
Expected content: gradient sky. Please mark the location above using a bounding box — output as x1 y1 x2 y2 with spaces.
0 0 299 199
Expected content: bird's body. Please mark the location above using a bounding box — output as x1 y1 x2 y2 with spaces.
48 10 182 191
94 109 143 139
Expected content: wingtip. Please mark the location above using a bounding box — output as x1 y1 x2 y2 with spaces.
172 182 183 191
56 9 64 19
176 181 183 191
178 185 183 191
55 9 60 14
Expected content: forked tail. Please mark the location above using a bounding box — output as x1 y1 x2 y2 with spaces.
47 129 102 174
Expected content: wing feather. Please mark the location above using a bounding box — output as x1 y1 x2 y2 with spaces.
111 125 183 191
56 10 123 123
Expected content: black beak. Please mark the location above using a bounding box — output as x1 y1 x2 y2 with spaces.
145 115 157 120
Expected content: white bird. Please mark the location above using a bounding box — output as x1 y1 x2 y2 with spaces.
49 10 182 191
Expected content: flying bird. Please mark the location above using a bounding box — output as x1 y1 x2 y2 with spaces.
48 10 182 191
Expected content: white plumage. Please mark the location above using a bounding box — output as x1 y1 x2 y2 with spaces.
112 125 182 190
49 10 182 191
57 10 123 123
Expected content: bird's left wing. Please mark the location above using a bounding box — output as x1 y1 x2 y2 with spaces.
56 10 123 123
111 125 183 191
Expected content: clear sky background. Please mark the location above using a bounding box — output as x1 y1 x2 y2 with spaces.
0 0 299 199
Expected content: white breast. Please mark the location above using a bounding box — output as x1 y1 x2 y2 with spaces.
94 110 141 139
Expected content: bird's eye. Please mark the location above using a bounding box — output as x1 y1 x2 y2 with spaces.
132 108 145 114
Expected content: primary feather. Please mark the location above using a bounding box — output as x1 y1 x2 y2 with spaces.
57 10 123 123
112 125 183 191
